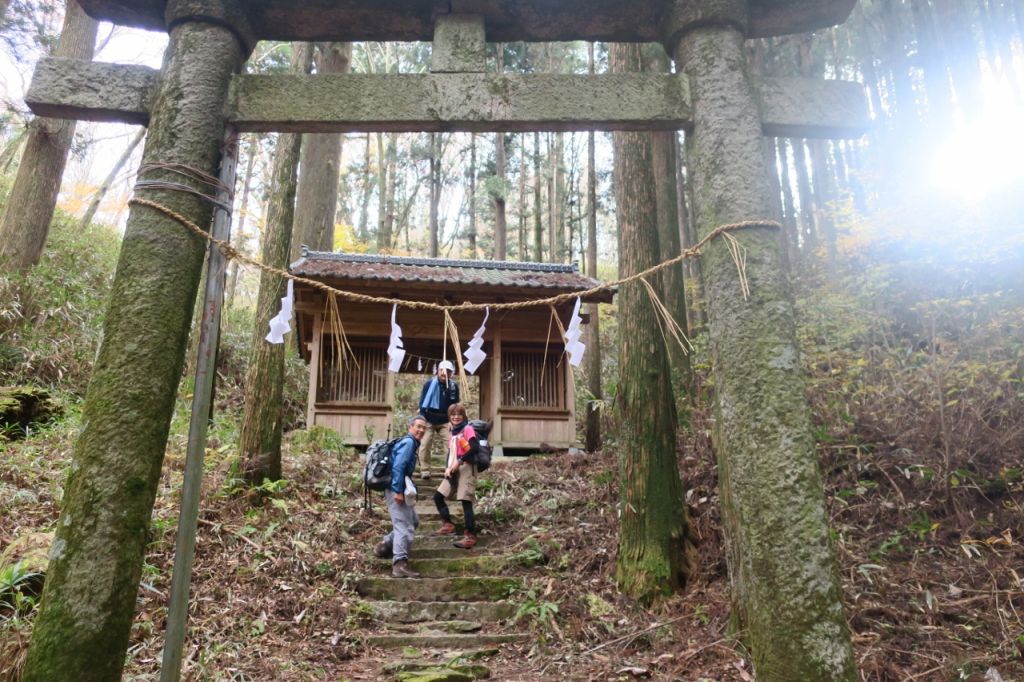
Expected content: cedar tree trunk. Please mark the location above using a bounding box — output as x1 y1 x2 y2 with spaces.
292 43 352 258
0 0 97 271
237 43 312 485
611 42 696 605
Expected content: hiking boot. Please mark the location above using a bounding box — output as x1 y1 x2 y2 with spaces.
391 559 421 579
434 521 456 536
373 540 392 559
453 531 477 549
421 469 432 480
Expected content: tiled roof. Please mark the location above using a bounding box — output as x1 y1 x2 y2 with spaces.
290 250 614 301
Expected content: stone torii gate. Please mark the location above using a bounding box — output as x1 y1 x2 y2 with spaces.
22 1 867 680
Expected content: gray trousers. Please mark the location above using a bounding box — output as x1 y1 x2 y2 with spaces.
383 489 419 562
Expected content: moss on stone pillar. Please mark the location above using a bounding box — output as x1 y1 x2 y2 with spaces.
674 21 857 682
21 19 243 682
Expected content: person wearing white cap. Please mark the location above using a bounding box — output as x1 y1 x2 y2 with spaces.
416 359 460 478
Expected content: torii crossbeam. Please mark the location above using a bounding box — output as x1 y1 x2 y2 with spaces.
20 2 865 681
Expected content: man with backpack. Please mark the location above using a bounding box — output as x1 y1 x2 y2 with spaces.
374 415 428 578
416 360 460 479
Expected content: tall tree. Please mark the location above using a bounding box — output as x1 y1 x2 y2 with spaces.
517 134 528 260
551 133 566 261
429 132 441 257
645 45 692 394
676 133 706 332
0 0 97 271
776 138 799 256
532 130 543 261
610 43 696 603
226 135 258 310
934 0 985 119
357 132 374 243
810 140 837 263
292 42 352 258
909 0 954 126
78 127 145 231
375 132 390 249
468 132 477 257
237 43 312 485
583 42 603 450
791 137 817 250
492 44 508 260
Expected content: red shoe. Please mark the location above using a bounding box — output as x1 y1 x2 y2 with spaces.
434 521 456 536
453 531 477 549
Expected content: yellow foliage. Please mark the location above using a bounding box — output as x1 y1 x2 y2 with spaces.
332 222 368 253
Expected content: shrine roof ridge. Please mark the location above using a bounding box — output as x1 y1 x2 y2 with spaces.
296 249 580 274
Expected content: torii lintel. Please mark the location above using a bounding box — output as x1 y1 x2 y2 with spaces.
79 0 857 43
26 57 869 138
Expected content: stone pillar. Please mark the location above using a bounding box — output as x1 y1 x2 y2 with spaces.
22 3 249 680
666 2 857 680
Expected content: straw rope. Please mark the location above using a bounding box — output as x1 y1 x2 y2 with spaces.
128 196 780 312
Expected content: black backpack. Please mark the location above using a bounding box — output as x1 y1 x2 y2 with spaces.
364 436 403 491
362 434 412 510
468 420 493 473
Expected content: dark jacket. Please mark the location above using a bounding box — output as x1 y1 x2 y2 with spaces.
390 434 419 494
418 377 460 425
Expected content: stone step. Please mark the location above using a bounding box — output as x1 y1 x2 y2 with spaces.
367 600 516 624
365 631 530 650
414 534 492 550
403 555 512 577
356 576 523 602
408 546 492 560
383 661 491 681
382 620 483 634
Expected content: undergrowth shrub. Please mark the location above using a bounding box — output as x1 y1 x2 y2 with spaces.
798 215 1024 513
0 210 120 392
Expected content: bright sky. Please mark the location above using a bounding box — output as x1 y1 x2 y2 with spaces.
929 68 1024 201
2 21 167 227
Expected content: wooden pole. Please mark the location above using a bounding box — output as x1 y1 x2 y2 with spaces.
160 126 239 682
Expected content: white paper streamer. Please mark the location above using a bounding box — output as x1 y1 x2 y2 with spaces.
462 307 490 374
265 279 295 344
387 304 406 372
563 297 586 367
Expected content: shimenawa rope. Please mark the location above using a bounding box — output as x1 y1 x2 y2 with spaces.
128 196 780 313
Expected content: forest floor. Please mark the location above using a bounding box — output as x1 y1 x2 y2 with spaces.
1 399 1022 681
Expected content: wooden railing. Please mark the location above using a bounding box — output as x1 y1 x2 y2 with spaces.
500 346 565 410
317 343 387 404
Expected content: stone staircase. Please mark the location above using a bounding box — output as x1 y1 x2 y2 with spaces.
355 476 532 681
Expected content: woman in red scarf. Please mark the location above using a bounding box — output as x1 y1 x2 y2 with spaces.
433 403 479 548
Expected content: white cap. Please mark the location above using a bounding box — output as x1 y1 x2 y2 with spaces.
439 360 455 373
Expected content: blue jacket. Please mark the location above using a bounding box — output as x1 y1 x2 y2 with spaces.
418 377 460 425
390 434 419 494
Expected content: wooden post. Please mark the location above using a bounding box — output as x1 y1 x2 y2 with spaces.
306 311 323 428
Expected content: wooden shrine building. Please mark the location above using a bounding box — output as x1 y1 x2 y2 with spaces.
291 250 614 453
